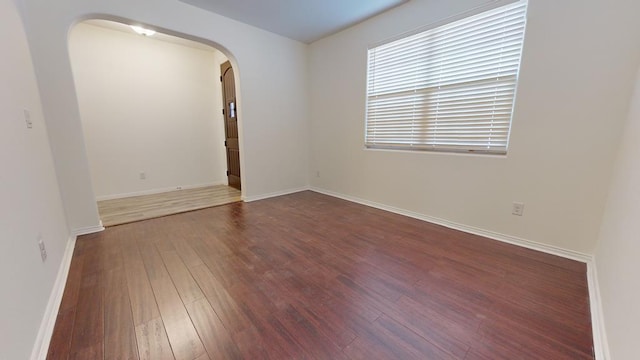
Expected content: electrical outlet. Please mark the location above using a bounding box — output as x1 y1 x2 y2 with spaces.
37 235 47 262
176 186 183 190
24 109 33 129
139 172 146 180
316 171 320 178
512 202 525 216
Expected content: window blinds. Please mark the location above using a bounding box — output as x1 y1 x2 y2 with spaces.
365 0 528 154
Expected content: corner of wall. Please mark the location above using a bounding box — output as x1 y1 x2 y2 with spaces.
30 235 77 360
586 259 611 360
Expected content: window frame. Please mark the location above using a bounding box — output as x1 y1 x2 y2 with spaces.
364 0 528 155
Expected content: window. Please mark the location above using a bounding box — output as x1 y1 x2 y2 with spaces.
365 0 528 154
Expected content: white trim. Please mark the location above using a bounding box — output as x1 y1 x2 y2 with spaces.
95 182 226 201
587 260 610 360
243 186 310 202
71 224 104 236
30 235 77 360
309 186 591 262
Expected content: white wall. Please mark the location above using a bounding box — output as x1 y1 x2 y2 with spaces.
0 0 71 358
69 22 227 200
594 68 640 359
9 0 640 357
20 0 311 233
308 0 640 254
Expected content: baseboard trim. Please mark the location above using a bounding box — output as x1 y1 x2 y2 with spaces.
30 235 77 360
243 186 310 202
95 182 227 201
587 260 610 360
310 187 591 262
71 224 104 236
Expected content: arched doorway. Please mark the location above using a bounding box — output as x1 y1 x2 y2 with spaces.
68 19 243 226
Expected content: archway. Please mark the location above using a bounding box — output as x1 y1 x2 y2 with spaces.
68 19 243 226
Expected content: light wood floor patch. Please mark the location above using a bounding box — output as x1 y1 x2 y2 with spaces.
98 185 241 227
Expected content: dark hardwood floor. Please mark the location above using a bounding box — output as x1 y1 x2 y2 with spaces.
47 191 594 359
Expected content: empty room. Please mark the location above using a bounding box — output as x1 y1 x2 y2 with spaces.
2 0 639 359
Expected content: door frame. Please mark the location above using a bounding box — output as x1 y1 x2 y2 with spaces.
220 60 241 190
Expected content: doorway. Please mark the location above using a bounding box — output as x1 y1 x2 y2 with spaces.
221 61 241 190
68 19 244 226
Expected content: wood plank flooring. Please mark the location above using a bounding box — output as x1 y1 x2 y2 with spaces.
97 185 241 227
48 191 594 359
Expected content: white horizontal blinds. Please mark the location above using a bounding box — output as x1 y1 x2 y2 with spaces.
366 1 527 153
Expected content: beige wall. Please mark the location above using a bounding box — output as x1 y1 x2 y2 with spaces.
70 22 228 200
20 0 311 233
11 0 640 357
308 0 640 254
595 67 640 359
0 0 70 358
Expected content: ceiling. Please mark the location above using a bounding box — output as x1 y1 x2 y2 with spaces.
179 0 409 43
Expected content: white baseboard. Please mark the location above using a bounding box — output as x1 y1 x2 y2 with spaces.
310 187 591 262
95 182 226 201
587 260 610 360
243 186 310 202
30 235 77 360
72 224 104 236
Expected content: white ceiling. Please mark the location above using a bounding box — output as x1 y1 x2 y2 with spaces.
179 0 409 43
